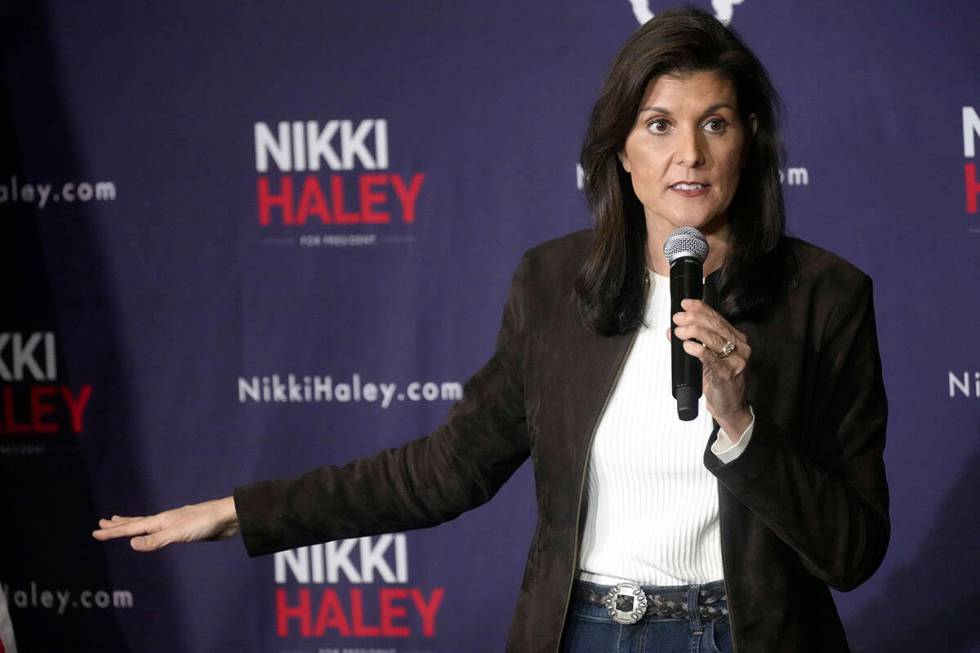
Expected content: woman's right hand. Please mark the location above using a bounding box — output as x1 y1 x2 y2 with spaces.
91 496 240 552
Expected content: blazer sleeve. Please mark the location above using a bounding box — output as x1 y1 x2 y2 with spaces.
232 255 532 557
704 274 889 592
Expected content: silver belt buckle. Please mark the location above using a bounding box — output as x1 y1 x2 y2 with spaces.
602 581 648 625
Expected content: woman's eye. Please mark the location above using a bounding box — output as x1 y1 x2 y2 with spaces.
704 118 727 133
647 120 670 135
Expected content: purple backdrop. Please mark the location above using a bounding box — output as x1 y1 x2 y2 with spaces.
2 1 978 651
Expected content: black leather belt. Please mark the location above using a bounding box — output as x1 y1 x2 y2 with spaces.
573 579 729 625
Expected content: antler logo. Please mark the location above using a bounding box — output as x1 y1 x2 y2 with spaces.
628 0 745 25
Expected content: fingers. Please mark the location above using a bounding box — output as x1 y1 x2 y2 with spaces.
674 322 731 355
681 339 747 379
673 300 749 381
129 534 167 551
93 517 151 538
93 501 233 552
672 299 751 358
92 514 169 551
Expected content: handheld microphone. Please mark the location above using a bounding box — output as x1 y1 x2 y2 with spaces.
663 227 709 421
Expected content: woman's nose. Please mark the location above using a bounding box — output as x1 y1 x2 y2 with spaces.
675 127 705 167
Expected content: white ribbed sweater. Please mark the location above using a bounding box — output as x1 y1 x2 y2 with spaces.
577 270 752 586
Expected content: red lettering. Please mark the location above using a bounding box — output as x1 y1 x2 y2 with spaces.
379 588 410 637
410 588 444 637
391 173 425 223
276 588 312 637
258 176 294 225
30 386 57 433
2 387 29 434
61 385 92 434
966 163 979 214
359 174 391 224
313 589 351 636
331 176 359 224
350 588 380 636
296 175 331 225
257 173 426 226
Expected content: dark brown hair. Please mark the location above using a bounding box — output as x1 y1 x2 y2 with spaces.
577 7 786 335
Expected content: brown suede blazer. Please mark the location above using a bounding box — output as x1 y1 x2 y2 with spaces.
234 229 889 653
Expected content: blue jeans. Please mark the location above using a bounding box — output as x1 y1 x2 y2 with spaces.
560 580 734 653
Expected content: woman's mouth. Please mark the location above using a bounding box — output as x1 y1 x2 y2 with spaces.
669 182 710 197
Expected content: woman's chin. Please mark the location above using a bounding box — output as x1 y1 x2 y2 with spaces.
661 217 722 234
670 213 729 235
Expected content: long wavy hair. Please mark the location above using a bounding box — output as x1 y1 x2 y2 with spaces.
576 7 787 335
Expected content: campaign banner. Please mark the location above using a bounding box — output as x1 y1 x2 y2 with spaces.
1 1 978 651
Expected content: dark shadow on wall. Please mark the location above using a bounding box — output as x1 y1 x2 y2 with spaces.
846 442 980 652
0 3 184 651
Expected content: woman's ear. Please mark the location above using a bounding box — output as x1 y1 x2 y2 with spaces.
747 113 758 137
618 151 631 174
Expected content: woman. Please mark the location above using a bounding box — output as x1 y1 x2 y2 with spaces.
93 8 889 652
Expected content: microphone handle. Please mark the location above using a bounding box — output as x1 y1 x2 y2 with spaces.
670 257 704 421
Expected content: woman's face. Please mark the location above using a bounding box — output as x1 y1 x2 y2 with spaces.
620 70 753 240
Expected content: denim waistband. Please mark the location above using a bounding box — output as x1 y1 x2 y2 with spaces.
571 578 729 625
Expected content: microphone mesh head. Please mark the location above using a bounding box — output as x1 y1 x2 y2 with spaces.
663 227 709 264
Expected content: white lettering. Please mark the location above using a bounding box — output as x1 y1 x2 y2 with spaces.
306 121 343 171
276 536 410 585
0 334 10 380
786 167 809 186
112 590 133 608
379 382 397 408
314 375 332 401
275 547 309 583
326 539 361 583
96 182 117 200
272 374 287 401
256 119 388 172
964 107 980 158
288 374 303 401
442 382 463 400
359 535 396 583
335 383 351 402
57 590 71 614
374 119 389 169
395 533 408 582
949 371 967 397
341 120 376 170
311 543 324 583
0 333 48 381
255 122 291 173
238 377 260 402
37 183 51 208
292 121 307 171
362 382 378 401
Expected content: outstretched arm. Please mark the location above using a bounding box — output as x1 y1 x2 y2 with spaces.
91 497 240 551
93 254 532 555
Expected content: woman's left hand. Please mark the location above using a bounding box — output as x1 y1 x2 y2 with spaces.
671 298 753 436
